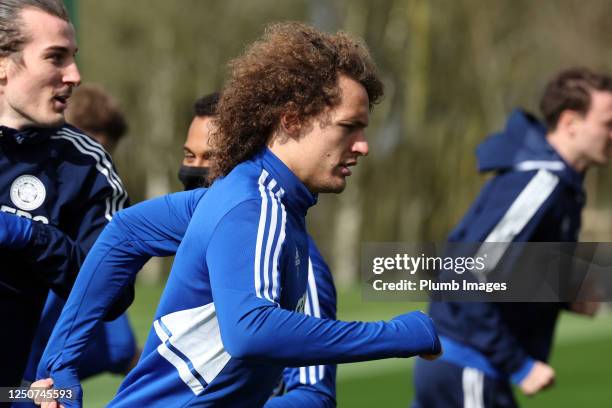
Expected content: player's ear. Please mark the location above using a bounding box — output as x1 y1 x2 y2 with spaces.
557 109 582 139
279 102 302 137
0 58 7 81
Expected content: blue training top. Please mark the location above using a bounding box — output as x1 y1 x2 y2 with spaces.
38 185 336 407
40 148 440 407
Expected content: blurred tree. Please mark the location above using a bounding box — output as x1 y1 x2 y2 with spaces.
75 0 612 284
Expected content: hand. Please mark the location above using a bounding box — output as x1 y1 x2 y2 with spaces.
519 361 555 396
569 301 601 317
30 378 65 408
0 211 33 249
42 400 65 408
419 348 443 361
571 274 604 317
419 342 443 361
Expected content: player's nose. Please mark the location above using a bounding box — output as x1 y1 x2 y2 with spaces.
63 61 81 87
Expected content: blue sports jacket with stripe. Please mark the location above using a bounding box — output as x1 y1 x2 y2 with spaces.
41 148 440 407
39 187 336 407
0 124 128 387
430 110 584 383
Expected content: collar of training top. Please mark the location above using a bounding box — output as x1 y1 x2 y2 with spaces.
260 147 318 217
476 109 585 192
0 125 51 145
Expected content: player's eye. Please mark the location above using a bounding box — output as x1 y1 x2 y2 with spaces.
47 54 65 65
340 123 356 132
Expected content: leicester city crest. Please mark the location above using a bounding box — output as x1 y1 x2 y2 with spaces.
10 175 46 211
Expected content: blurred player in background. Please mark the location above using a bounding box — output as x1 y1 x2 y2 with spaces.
413 67 612 408
65 84 128 154
0 0 129 393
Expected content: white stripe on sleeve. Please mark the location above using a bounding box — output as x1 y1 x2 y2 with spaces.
254 170 269 299
262 179 278 302
51 130 128 220
270 189 286 302
298 258 325 384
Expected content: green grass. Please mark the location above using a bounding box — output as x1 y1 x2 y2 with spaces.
82 283 612 407
335 330 612 408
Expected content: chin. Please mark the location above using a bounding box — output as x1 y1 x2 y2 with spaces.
306 175 348 194
317 182 347 194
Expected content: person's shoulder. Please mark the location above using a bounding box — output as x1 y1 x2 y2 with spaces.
193 166 283 231
488 168 560 193
47 124 127 202
208 162 276 206
47 124 112 162
195 182 260 222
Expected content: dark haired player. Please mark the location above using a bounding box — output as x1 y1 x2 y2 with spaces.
178 92 219 190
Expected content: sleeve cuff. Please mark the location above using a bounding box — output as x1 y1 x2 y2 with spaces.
393 311 441 355
509 357 535 385
51 368 83 406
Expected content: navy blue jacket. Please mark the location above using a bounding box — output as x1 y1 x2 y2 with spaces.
0 124 128 387
430 110 585 382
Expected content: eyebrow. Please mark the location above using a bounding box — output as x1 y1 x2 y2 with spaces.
43 45 77 55
339 118 369 128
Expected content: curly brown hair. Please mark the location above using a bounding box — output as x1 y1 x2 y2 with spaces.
210 21 384 180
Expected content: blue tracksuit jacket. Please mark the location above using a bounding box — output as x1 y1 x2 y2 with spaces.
429 110 584 382
40 148 440 407
0 124 128 387
39 187 337 407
